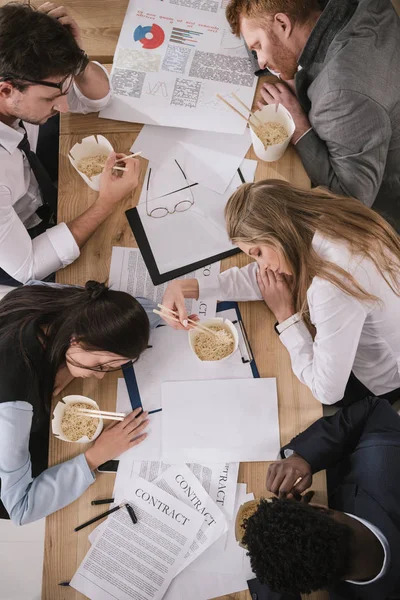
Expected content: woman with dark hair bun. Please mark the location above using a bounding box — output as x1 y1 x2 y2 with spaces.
0 280 159 524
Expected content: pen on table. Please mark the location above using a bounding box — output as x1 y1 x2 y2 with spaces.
58 581 70 586
126 503 138 525
74 502 124 532
91 498 114 506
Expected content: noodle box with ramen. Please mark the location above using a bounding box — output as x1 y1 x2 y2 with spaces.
52 395 103 443
189 317 239 363
249 104 295 162
68 134 113 191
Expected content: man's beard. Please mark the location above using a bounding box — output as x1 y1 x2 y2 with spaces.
269 32 298 80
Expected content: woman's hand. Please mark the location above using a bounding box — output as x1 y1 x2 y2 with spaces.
98 153 141 208
161 281 199 330
84 408 149 471
266 453 312 499
53 363 75 397
256 268 295 323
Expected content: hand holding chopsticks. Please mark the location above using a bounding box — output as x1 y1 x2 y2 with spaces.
154 304 218 337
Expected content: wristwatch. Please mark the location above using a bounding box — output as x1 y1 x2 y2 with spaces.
274 312 301 335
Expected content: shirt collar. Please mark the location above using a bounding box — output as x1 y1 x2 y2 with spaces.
298 0 358 69
344 512 390 586
0 119 25 154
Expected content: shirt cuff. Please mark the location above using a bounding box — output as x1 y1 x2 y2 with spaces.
293 127 313 146
197 275 221 301
279 319 312 350
77 452 96 485
72 62 112 112
45 222 80 268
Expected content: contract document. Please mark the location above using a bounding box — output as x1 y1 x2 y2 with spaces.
70 477 204 600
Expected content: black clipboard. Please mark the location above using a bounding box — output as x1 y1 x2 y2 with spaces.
124 207 240 285
124 166 247 286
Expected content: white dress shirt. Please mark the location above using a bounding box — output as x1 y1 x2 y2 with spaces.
199 232 400 404
345 513 390 585
0 63 112 284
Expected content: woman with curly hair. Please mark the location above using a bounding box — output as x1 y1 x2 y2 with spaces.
162 181 400 405
0 281 159 524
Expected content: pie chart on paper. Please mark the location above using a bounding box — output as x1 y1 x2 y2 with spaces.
133 24 165 49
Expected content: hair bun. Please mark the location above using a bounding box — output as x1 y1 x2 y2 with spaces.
85 280 108 300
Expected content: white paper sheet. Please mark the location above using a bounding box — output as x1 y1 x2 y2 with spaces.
109 247 219 319
99 0 257 133
162 378 280 463
134 158 257 275
114 459 239 522
131 126 251 194
163 484 255 600
153 465 227 573
70 477 204 600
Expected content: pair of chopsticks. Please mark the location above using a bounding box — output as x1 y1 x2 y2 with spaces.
153 304 218 337
74 502 138 532
75 408 126 422
96 151 143 172
216 92 262 132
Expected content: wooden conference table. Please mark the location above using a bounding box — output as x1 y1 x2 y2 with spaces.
44 77 328 600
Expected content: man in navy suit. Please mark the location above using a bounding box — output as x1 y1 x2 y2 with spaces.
240 398 400 599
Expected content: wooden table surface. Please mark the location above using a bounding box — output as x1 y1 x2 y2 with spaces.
44 77 328 600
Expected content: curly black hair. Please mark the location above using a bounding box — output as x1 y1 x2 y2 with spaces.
242 498 353 594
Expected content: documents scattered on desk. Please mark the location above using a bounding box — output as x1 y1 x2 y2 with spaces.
162 378 280 463
70 477 204 600
99 0 257 133
133 158 257 275
109 246 219 319
131 125 252 194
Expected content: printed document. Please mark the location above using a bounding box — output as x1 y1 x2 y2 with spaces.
70 477 204 600
109 247 219 319
153 464 227 572
99 0 257 133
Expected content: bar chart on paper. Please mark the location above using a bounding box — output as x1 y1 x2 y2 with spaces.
170 27 203 46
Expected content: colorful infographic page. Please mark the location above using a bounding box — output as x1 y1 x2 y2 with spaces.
100 0 257 133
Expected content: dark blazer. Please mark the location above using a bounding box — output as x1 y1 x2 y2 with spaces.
281 397 400 600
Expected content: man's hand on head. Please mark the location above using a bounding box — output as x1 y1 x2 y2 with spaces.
258 82 311 144
38 3 83 49
266 452 312 499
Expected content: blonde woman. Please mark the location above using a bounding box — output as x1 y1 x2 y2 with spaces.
162 181 400 406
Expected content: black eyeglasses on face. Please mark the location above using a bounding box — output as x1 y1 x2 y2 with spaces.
0 53 89 94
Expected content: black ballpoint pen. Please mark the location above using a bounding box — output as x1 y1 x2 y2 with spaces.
91 498 114 506
74 503 124 532
58 581 70 586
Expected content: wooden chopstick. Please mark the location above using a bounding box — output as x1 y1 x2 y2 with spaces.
77 408 126 416
94 163 127 172
157 304 219 337
76 408 126 421
216 94 257 132
153 308 210 335
76 412 124 422
115 151 142 163
231 92 262 125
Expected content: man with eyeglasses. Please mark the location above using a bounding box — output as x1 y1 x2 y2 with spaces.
0 2 140 287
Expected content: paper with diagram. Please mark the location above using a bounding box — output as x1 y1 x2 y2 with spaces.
99 0 257 133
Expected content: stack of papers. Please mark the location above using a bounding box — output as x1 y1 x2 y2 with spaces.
73 460 255 600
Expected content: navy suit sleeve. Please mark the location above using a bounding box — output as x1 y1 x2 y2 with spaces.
281 397 399 474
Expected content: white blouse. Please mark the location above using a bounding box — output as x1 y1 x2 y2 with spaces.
200 233 400 404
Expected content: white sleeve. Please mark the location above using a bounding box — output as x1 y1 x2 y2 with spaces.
67 62 112 114
199 262 263 302
279 279 368 405
0 187 79 283
0 402 95 525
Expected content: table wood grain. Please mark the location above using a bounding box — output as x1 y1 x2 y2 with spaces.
44 95 328 600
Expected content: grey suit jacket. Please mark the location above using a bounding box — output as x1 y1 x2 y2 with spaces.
294 0 400 230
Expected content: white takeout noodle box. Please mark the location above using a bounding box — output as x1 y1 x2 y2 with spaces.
249 104 295 162
52 394 103 443
68 134 113 191
188 317 239 363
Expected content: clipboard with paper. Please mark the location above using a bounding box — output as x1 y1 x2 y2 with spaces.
121 301 259 415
